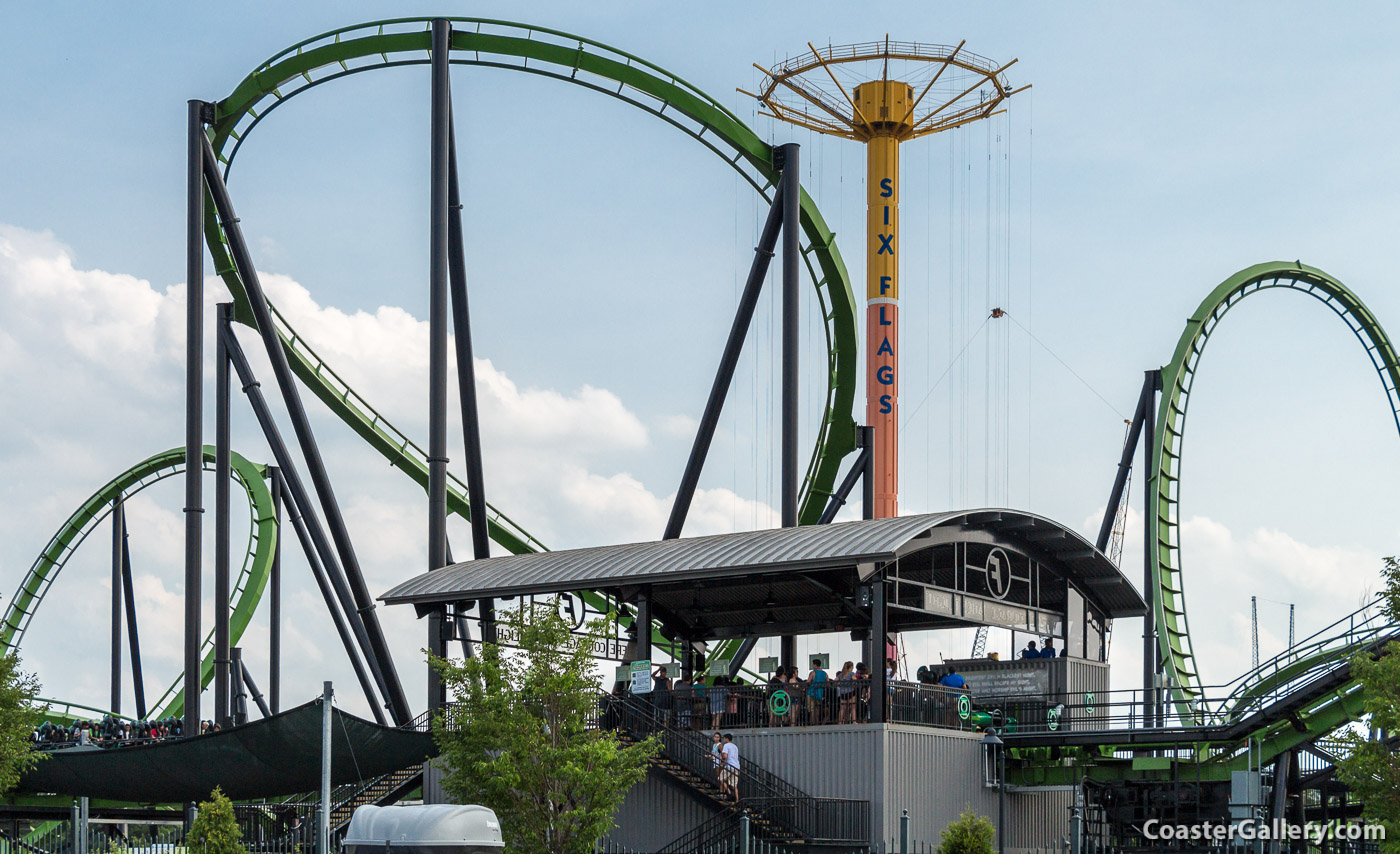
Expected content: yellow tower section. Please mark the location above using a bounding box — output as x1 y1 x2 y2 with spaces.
855 80 913 518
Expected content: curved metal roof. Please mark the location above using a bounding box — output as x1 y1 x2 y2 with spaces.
381 510 1146 618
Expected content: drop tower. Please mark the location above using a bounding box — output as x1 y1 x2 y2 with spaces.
750 39 1027 517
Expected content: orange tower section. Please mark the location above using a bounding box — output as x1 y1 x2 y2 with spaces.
749 39 1026 517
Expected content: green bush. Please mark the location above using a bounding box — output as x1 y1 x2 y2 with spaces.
937 806 995 854
186 787 246 854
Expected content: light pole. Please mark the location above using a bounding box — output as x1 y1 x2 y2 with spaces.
983 729 1005 854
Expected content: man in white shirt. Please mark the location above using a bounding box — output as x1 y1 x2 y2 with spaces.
720 733 740 800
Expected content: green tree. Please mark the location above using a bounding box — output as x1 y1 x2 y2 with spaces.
0 654 44 794
937 806 996 854
1334 556 1400 851
186 787 246 854
431 604 659 854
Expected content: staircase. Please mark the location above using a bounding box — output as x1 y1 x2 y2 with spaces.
602 694 869 851
329 763 424 832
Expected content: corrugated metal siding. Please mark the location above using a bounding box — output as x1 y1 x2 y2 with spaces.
604 765 720 852
382 513 957 603
1064 659 1111 730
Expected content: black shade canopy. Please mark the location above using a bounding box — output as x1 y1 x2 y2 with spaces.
20 699 435 803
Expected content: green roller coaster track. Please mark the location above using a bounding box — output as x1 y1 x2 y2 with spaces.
1152 261 1400 706
0 447 277 722
201 17 861 669
2 16 860 719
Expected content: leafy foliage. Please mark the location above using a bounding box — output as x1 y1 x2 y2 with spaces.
937 806 996 854
431 604 659 854
187 787 246 854
1334 556 1400 852
0 654 44 794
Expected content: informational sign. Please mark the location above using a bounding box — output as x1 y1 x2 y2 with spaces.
614 665 629 684
662 662 680 679
960 666 1050 699
922 588 954 615
808 653 830 671
630 660 652 694
758 657 780 674
708 659 730 677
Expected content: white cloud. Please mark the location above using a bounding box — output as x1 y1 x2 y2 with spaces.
0 222 772 718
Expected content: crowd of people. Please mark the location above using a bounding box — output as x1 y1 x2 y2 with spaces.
32 716 228 747
617 656 974 731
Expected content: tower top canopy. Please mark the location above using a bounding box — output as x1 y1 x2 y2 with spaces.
746 36 1028 142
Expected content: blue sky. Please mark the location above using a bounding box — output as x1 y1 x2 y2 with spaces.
3 1 1400 715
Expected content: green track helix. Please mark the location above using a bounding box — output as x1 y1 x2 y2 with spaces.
1 447 277 722
1151 262 1400 707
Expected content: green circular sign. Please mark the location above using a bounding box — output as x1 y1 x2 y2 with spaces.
1084 692 1095 714
1047 707 1061 731
957 694 971 720
768 689 791 717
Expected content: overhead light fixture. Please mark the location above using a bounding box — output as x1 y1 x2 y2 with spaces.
765 582 776 608
763 609 777 625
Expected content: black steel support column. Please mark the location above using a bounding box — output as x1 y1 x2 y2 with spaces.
426 17 453 712
780 636 796 673
861 426 875 521
818 441 871 524
119 514 146 719
634 592 652 664
214 302 233 727
1095 374 1153 552
230 646 247 726
277 477 385 723
222 321 387 723
446 116 494 652
870 578 886 723
1142 369 1161 728
269 466 281 714
664 178 786 540
778 143 800 527
110 497 123 714
201 133 409 725
725 637 760 679
183 99 207 742
240 659 272 719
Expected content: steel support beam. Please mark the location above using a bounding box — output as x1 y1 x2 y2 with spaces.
110 497 123 715
634 591 652 664
276 477 384 723
240 658 272 720
119 514 146 719
446 113 494 656
201 133 410 725
1142 369 1161 729
269 466 281 714
870 578 886 723
861 426 875 520
222 321 387 723
724 637 759 679
1095 373 1154 552
779 143 800 528
817 442 871 524
182 99 207 743
230 646 247 726
214 302 233 727
426 17 453 711
664 176 786 540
